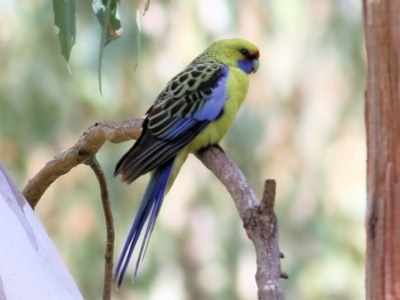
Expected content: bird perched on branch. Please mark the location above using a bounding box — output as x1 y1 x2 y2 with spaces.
113 38 260 287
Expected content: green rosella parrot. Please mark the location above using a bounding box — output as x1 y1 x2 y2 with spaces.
113 38 260 286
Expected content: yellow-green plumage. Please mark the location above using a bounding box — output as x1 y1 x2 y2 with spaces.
169 66 250 190
113 38 260 286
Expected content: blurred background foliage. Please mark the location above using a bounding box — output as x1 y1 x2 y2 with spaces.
0 0 365 299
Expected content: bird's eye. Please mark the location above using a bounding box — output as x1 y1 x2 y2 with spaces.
239 49 250 56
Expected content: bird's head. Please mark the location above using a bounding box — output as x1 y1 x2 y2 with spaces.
201 38 260 74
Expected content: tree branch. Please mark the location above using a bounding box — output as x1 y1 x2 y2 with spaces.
363 1 400 298
197 149 285 300
23 120 143 209
85 158 114 300
23 119 285 300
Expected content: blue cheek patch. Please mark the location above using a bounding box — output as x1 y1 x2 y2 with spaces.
237 59 253 74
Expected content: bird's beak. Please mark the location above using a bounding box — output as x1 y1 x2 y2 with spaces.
252 58 260 73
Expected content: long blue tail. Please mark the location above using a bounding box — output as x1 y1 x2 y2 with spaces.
113 158 174 287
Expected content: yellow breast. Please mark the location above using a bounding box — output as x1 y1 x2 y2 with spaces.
186 67 249 153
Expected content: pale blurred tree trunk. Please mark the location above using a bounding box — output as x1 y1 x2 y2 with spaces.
363 1 400 299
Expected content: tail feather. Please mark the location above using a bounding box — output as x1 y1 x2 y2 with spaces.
113 158 175 287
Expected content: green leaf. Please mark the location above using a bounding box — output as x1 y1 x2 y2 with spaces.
143 0 150 16
53 0 76 62
92 0 122 46
92 0 122 94
133 9 141 70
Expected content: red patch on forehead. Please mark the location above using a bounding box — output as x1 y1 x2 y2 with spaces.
254 49 260 58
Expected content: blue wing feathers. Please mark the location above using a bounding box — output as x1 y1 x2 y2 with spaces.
191 73 228 121
158 118 196 139
116 118 210 183
113 159 175 287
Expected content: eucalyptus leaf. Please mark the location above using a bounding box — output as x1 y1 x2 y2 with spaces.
92 0 122 46
92 0 123 94
53 0 76 62
143 0 150 15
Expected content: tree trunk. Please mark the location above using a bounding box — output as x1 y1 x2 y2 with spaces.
363 1 400 299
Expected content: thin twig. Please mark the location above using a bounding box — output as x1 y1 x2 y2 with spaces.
260 180 276 214
86 157 114 300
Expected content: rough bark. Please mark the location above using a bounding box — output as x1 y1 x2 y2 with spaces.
363 1 400 299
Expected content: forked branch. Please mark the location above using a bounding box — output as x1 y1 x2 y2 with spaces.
23 119 286 300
